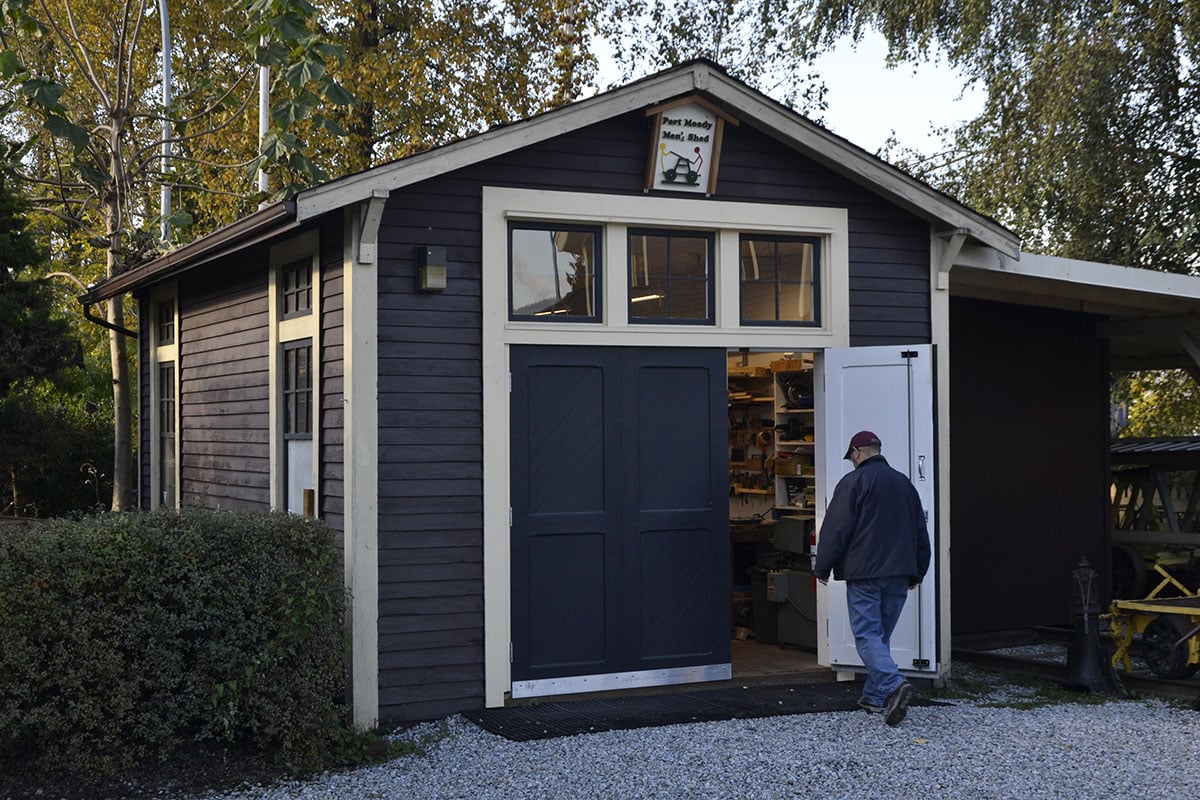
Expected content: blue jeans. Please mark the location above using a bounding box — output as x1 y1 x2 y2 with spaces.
846 576 911 706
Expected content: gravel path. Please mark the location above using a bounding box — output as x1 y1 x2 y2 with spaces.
196 670 1200 800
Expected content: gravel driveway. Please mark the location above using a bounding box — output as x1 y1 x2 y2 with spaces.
196 668 1200 800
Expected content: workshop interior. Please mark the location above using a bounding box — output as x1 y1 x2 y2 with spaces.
726 349 821 670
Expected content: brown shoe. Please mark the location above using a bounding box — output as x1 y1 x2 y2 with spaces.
884 682 913 726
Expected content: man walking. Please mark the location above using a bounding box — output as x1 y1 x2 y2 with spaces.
814 431 931 726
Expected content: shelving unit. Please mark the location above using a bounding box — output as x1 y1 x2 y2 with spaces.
728 357 819 524
727 368 777 513
773 367 816 523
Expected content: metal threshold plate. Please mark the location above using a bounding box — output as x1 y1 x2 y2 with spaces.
512 663 732 699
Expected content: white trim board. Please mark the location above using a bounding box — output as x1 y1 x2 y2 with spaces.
342 205 380 728
955 246 1200 307
481 187 853 707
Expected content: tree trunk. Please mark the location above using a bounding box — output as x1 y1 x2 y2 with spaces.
106 118 134 512
107 297 133 511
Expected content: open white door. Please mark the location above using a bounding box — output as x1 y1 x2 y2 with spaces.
815 345 937 675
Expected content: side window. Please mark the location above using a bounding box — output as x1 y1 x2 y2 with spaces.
150 290 179 509
739 236 821 325
270 231 320 516
281 258 313 318
282 340 313 515
157 300 175 344
509 223 601 320
158 362 176 508
628 229 714 324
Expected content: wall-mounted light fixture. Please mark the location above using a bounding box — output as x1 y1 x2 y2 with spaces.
416 245 447 292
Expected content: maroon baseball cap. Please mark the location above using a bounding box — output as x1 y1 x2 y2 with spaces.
843 430 881 459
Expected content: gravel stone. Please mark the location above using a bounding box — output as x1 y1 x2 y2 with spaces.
191 668 1200 800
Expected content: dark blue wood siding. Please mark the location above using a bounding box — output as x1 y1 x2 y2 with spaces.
319 224 345 535
374 110 931 722
137 296 151 509
178 256 271 510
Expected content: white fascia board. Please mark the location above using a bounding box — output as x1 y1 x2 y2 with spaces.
958 244 1200 302
294 63 1019 259
701 81 1021 260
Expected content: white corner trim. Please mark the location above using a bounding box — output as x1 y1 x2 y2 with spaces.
343 205 380 728
929 236 953 680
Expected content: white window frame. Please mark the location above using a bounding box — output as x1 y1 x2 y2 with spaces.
480 187 850 707
148 283 180 509
269 231 321 515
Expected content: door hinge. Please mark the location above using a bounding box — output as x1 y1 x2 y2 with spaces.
508 371 512 393
508 507 513 527
912 658 931 669
509 642 513 663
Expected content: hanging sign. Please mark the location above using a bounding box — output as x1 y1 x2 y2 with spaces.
645 97 738 195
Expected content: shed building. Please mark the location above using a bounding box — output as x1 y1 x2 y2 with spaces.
82 60 1200 727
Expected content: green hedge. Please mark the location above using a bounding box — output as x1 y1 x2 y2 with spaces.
0 508 348 776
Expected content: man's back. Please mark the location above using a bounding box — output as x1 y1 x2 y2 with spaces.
814 454 930 583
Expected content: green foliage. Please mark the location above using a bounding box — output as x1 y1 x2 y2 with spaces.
0 508 348 777
0 372 113 517
804 0 1200 276
1112 370 1200 437
0 168 79 395
0 168 107 517
793 0 1200 430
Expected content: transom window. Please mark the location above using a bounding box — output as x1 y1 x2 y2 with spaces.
628 229 713 323
509 223 600 320
281 258 312 317
739 236 820 325
157 300 175 345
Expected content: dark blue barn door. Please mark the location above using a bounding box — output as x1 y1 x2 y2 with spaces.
510 346 730 696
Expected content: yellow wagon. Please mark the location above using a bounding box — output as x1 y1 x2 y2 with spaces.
1109 558 1200 679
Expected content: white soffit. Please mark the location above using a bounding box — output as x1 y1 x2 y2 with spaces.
953 245 1200 371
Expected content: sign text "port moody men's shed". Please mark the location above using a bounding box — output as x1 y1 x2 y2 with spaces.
646 98 737 195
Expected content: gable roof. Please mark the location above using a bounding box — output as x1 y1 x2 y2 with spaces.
295 59 1019 253
83 59 1018 304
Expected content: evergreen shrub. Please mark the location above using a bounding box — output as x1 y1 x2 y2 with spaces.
0 508 347 777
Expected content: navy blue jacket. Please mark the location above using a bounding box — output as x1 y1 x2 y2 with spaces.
813 454 931 584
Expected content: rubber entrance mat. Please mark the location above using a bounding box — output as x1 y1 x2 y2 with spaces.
464 682 940 741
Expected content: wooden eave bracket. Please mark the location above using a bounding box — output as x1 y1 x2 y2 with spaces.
1179 330 1200 387
935 228 970 291
357 190 388 264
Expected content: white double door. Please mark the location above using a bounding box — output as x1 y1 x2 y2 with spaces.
816 344 938 676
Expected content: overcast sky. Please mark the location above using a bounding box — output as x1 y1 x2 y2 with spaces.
809 31 984 155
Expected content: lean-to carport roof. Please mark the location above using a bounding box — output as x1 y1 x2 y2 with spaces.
952 245 1200 373
82 59 1018 304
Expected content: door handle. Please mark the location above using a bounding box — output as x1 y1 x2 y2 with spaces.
917 454 926 481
